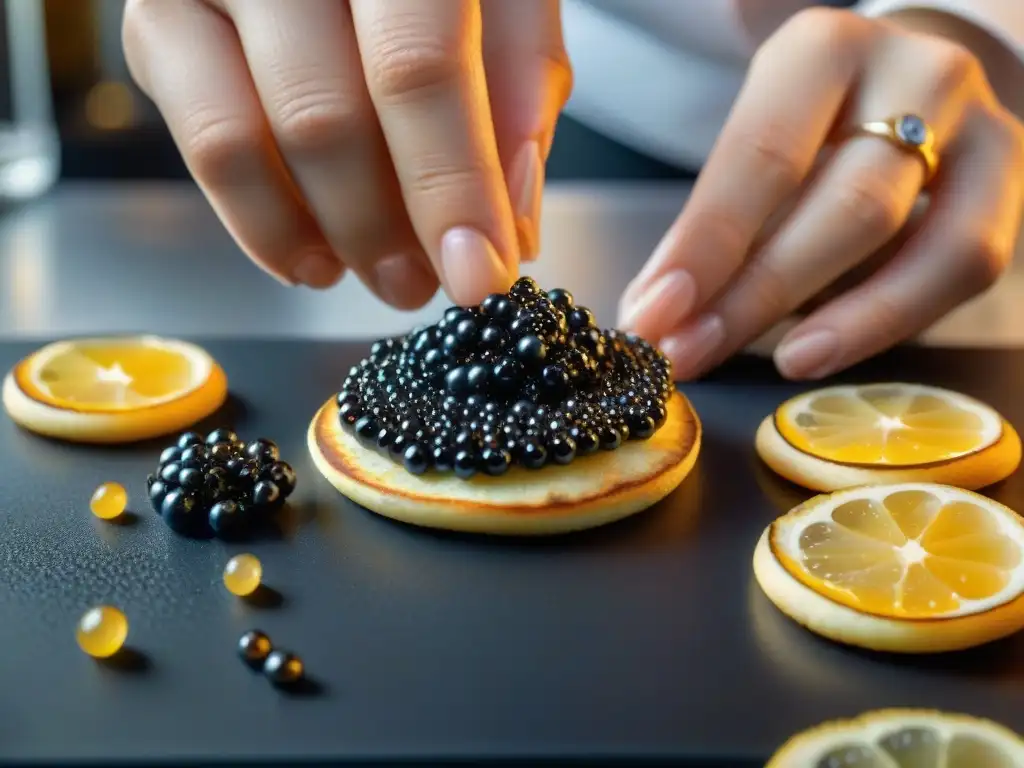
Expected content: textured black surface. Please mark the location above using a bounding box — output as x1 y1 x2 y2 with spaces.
2 339 1024 766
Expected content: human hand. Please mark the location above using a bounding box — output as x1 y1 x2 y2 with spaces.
123 0 571 307
618 7 1024 381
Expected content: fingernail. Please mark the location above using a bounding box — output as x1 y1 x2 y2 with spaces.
373 252 436 308
618 269 698 335
509 141 543 260
660 315 726 379
293 250 344 289
775 329 840 380
440 227 510 305
517 219 539 263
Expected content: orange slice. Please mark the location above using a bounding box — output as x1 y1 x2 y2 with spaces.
3 335 227 443
767 709 1024 767
753 482 1024 652
756 383 1021 491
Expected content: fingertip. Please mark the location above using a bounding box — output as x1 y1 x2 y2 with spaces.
440 227 513 305
373 252 440 310
292 250 346 289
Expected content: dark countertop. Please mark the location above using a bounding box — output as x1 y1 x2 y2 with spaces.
2 340 1024 766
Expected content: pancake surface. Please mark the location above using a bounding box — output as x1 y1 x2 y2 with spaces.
309 390 700 535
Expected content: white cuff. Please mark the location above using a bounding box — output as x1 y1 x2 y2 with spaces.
856 0 1024 62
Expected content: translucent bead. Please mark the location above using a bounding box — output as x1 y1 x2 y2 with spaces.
223 554 262 596
76 606 128 658
90 482 127 520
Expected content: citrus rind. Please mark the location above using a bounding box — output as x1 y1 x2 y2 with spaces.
755 414 1021 492
754 483 1024 653
3 335 228 444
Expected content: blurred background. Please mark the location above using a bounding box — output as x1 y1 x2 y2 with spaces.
24 0 692 186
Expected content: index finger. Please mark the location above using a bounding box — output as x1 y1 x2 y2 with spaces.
351 0 518 306
620 9 870 339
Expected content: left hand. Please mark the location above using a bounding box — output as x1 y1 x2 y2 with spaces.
617 6 1024 381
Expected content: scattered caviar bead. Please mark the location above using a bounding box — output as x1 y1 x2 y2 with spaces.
76 606 128 658
89 482 127 520
263 650 304 686
238 629 272 668
223 554 262 596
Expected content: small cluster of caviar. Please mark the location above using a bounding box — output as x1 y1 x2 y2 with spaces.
336 277 674 478
238 629 304 687
146 429 297 539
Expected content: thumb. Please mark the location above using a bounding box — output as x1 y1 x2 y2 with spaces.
483 0 573 262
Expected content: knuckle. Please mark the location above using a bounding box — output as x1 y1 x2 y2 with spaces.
772 7 865 58
738 258 793 317
923 39 983 96
406 159 488 201
833 177 906 234
964 232 1011 289
366 37 464 102
739 129 806 190
180 109 264 186
272 88 366 154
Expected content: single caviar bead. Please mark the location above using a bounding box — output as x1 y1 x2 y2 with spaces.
89 482 127 520
76 606 128 658
223 554 262 596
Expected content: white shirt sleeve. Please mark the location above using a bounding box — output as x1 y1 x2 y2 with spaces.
855 0 1024 61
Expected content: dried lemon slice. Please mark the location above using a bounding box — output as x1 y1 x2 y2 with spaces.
754 483 1024 652
3 335 227 443
756 383 1021 491
767 708 1024 767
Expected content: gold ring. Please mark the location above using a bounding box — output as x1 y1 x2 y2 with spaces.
856 114 938 184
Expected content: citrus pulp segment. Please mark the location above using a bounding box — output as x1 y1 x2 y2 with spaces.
754 483 1024 652
3 335 227 443
767 708 1024 767
756 383 1020 491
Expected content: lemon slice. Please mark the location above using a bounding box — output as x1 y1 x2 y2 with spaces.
756 383 1021 491
3 335 228 444
767 709 1024 767
753 482 1024 652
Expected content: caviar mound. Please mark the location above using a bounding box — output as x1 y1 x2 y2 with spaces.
309 277 699 534
333 278 676 479
147 429 297 539
2 335 227 444
310 390 698 534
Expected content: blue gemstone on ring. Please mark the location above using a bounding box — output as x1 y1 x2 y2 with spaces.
896 114 928 146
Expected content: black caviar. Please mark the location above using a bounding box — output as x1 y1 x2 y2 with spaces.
335 277 673 478
146 429 297 538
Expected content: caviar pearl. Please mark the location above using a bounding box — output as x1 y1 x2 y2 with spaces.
90 482 127 520
238 629 273 667
224 554 263 596
263 650 304 686
76 606 128 658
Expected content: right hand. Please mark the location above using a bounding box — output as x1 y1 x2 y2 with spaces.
123 0 572 307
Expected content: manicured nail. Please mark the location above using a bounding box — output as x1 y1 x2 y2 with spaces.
373 252 435 308
618 269 698 335
293 250 344 289
775 329 840 379
509 141 543 260
440 227 510 305
659 315 726 379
